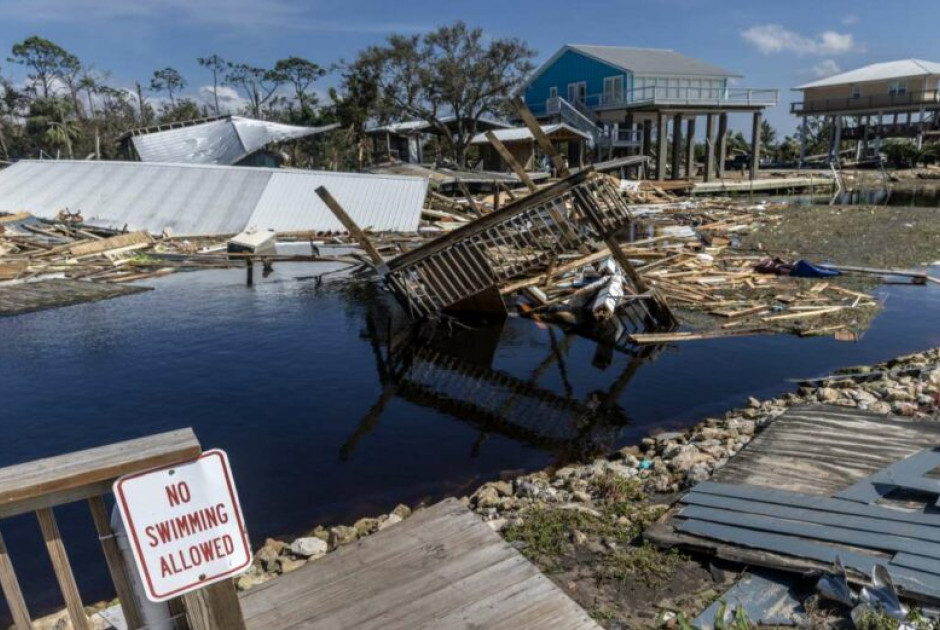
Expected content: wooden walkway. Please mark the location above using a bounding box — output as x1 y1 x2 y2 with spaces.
710 404 940 496
0 279 149 316
648 405 940 601
239 499 602 630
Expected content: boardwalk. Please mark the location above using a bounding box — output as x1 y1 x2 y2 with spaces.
0 279 149 316
239 499 602 630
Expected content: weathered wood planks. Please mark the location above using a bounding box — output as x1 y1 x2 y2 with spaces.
240 498 601 630
649 405 940 603
0 429 201 518
0 279 151 317
711 405 940 496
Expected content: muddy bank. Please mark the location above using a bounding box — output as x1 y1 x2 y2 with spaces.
739 204 940 269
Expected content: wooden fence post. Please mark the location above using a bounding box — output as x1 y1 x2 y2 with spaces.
183 579 247 630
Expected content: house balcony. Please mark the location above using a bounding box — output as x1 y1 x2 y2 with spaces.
531 87 778 116
792 90 940 115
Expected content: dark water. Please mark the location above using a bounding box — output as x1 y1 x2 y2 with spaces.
2 257 940 621
781 186 940 208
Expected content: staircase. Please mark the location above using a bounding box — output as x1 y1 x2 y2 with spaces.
547 97 604 148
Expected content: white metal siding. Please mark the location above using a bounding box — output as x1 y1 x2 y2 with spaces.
0 161 426 236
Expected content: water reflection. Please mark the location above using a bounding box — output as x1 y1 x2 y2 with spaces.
341 302 661 463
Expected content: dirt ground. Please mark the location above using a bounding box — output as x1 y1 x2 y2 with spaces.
738 204 940 269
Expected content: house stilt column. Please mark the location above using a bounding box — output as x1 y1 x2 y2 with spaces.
717 113 728 179
670 114 683 180
750 111 762 181
798 116 807 169
703 113 715 182
656 113 667 180
685 117 696 179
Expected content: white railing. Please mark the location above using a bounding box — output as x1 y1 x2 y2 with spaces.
560 86 779 110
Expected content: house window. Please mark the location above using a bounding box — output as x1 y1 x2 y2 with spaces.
567 82 587 104
549 86 558 99
851 84 861 99
603 76 624 104
889 80 907 96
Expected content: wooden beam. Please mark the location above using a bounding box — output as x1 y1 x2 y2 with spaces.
455 181 484 217
0 429 201 519
512 97 569 177
0 527 31 630
184 579 247 630
315 186 384 266
88 496 144 629
37 508 90 630
484 132 536 191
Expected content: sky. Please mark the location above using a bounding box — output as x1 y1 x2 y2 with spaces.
0 0 938 135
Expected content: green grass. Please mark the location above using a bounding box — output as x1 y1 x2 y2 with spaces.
605 543 686 587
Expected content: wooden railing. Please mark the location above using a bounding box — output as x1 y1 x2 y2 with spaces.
792 90 940 114
0 429 244 630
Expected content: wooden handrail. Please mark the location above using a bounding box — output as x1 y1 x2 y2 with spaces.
0 428 201 518
0 429 250 630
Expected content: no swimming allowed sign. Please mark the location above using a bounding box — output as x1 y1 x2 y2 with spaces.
114 449 252 602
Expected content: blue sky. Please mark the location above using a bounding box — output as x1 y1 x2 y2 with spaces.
0 0 937 135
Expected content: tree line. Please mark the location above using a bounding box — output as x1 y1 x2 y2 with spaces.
0 23 535 170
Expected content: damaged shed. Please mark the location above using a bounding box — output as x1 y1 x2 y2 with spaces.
0 160 427 237
470 123 591 172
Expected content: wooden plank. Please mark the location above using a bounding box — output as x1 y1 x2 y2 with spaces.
513 97 569 177
711 405 940 496
69 231 152 258
678 505 940 559
0 527 31 630
184 579 247 630
88 496 144 629
690 482 940 528
676 519 940 600
314 186 384 266
682 490 940 541
0 280 151 318
485 132 537 192
37 508 90 630
240 499 600 630
0 429 201 519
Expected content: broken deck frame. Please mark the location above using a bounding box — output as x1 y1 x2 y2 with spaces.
384 167 672 327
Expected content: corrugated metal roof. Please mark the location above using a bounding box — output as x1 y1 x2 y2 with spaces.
249 169 430 233
131 116 337 165
0 160 427 236
470 123 592 145
366 115 511 136
796 59 940 89
568 44 740 77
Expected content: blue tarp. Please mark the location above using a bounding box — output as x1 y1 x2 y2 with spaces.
790 260 842 279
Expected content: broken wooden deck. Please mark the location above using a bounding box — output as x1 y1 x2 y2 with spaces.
0 279 150 316
648 405 940 602
239 498 602 630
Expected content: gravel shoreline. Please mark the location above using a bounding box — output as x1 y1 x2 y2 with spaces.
235 347 940 626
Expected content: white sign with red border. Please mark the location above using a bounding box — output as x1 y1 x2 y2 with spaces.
114 449 252 602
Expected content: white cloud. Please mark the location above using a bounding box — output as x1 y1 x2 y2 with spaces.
811 59 841 78
740 24 861 56
197 85 248 114
0 0 428 32
841 14 860 25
